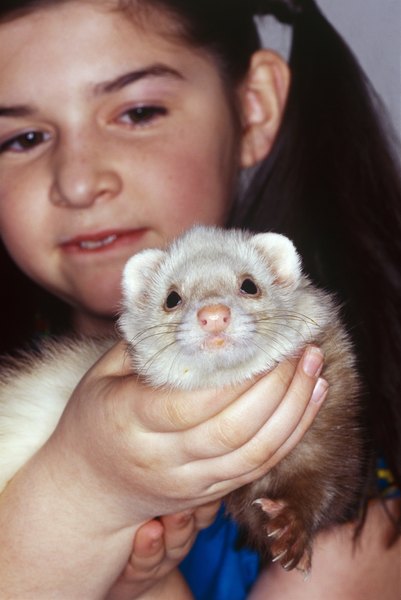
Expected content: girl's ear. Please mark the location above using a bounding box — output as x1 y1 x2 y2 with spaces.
239 50 290 168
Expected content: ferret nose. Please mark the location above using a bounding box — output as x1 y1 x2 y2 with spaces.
197 304 231 333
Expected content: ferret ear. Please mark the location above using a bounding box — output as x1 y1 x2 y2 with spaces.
251 232 302 288
121 248 165 300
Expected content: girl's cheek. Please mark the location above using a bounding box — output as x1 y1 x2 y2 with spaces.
149 137 236 217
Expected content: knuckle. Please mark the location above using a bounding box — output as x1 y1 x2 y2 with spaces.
125 561 161 582
195 514 218 530
213 414 244 451
274 359 296 389
242 436 273 470
196 499 221 518
285 385 306 410
285 380 312 414
164 399 189 428
169 535 195 560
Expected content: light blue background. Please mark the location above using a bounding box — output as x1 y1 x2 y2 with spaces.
259 0 401 136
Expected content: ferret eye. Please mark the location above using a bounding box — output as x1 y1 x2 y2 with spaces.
165 290 182 310
240 278 259 296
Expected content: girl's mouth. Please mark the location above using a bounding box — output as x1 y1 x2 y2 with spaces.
61 229 147 253
77 234 117 250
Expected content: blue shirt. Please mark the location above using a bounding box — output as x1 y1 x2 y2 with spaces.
180 507 260 600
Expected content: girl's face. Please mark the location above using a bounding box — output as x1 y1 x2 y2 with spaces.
0 1 240 332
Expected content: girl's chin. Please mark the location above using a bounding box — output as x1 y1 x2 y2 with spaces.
71 309 117 337
61 273 124 327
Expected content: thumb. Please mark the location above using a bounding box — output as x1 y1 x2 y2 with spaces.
90 340 135 378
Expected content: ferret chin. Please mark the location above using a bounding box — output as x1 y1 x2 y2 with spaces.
0 226 364 574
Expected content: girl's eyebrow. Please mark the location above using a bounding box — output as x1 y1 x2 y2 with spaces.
0 64 184 117
0 106 35 118
94 63 184 95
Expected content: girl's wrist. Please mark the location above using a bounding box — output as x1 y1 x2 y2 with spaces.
45 412 150 529
0 437 141 599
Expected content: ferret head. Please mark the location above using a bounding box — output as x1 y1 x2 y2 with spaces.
118 226 311 389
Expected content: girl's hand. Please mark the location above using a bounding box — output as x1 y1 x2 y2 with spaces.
53 342 325 525
52 341 326 527
0 343 325 598
106 501 221 600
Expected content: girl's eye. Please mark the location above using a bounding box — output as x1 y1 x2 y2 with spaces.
119 105 167 127
0 130 50 154
240 278 259 296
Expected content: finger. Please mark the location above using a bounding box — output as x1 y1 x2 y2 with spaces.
161 501 221 545
186 347 325 492
192 500 222 530
128 379 258 433
182 358 299 459
128 520 165 573
159 511 197 561
89 341 133 377
240 348 326 471
132 519 164 559
262 376 328 470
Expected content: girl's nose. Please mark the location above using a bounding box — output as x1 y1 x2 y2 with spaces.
49 143 122 208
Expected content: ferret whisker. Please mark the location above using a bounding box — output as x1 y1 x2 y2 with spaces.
258 328 311 352
247 338 283 361
165 345 187 386
274 312 319 328
128 323 178 344
257 320 312 341
122 344 133 368
253 322 299 347
137 340 179 381
255 314 316 328
256 315 320 339
126 327 178 350
252 333 290 359
255 311 319 328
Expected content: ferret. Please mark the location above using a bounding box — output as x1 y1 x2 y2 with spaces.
0 226 364 573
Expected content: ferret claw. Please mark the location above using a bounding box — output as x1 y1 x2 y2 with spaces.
253 497 286 516
283 559 295 571
295 553 312 580
267 528 282 539
297 565 311 581
272 549 287 563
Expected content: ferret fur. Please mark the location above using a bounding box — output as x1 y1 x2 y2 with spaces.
0 226 364 572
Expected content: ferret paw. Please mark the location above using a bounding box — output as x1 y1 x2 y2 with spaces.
253 498 312 574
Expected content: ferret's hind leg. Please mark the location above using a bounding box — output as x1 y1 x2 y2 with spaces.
254 497 312 575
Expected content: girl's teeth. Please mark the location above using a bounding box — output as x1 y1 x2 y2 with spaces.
79 234 117 250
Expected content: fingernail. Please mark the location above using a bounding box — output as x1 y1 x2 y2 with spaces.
311 377 329 404
302 346 324 377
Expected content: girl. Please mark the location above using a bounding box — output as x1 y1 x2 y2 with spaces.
0 1 400 599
